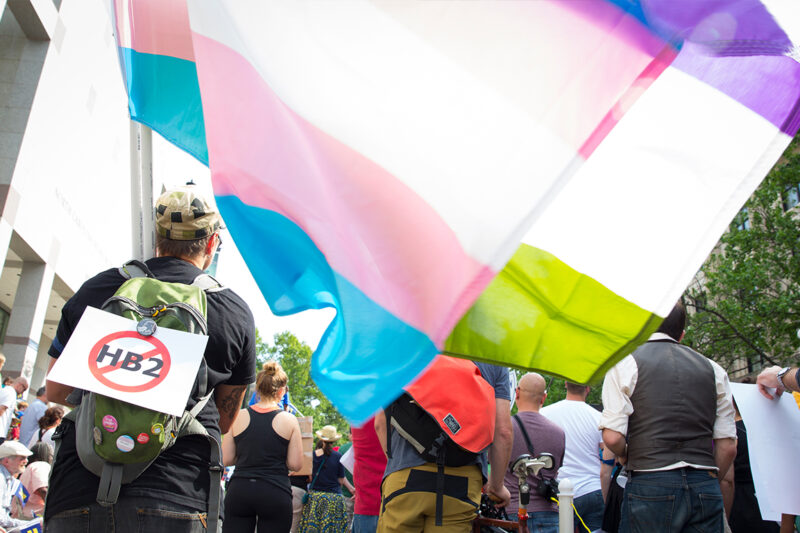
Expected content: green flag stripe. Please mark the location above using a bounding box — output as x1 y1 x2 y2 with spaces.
444 243 663 384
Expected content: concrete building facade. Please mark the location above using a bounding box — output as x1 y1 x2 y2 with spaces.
0 0 162 398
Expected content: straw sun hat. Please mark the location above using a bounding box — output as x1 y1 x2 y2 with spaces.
315 425 342 442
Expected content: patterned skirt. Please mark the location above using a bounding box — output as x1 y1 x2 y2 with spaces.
297 490 348 533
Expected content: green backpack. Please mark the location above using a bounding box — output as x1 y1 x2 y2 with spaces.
64 260 225 531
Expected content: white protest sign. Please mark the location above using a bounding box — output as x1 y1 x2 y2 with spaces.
730 382 800 520
48 306 208 416
341 444 354 475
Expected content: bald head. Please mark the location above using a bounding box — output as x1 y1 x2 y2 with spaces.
516 372 547 411
12 377 28 395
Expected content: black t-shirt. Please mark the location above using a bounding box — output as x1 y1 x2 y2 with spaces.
733 419 753 485
45 257 256 518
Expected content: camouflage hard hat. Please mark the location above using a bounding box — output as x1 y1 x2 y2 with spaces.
155 187 221 241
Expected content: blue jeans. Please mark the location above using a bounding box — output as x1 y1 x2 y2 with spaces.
352 513 378 533
619 469 724 533
527 511 559 533
45 498 210 532
573 489 604 532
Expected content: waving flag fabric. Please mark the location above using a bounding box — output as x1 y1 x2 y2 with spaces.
114 0 800 422
111 0 207 164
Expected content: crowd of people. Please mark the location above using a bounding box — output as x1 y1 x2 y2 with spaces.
217 301 784 533
0 377 61 533
0 186 778 533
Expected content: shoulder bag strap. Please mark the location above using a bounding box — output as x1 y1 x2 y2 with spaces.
513 414 536 456
308 454 328 491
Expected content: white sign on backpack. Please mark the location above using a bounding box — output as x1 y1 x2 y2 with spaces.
48 306 209 416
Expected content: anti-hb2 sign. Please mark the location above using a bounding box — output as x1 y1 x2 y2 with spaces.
49 307 208 416
89 331 172 393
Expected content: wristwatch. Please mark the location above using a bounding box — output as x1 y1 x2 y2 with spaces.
777 367 791 391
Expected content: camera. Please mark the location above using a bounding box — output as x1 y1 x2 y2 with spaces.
536 477 559 500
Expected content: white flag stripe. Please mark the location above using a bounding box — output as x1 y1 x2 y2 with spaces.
524 65 789 315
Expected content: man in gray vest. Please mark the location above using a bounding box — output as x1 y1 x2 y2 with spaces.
599 301 736 533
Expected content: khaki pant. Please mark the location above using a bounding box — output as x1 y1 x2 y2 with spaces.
377 463 482 533
291 486 306 533
346 494 355 530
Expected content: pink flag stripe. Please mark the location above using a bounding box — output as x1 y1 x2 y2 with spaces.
194 33 494 344
113 0 194 61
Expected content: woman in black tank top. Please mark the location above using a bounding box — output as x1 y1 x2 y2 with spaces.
222 361 303 532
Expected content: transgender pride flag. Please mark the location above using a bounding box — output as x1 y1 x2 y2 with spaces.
111 0 207 164
115 1 799 422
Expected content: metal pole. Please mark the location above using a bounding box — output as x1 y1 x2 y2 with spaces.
129 121 155 261
140 124 154 258
558 478 574 533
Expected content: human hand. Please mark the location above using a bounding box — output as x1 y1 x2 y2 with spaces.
757 366 784 400
485 483 511 508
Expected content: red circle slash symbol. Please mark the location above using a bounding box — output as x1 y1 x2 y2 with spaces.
88 331 171 392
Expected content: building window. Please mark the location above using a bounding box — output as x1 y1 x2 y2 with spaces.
734 207 750 231
783 183 800 211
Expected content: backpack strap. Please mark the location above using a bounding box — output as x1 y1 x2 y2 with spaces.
119 259 156 280
206 436 223 532
97 463 124 506
192 273 227 293
174 390 222 532
435 446 446 527
385 405 393 459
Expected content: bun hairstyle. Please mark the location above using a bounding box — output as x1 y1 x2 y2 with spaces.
38 406 65 431
256 361 288 400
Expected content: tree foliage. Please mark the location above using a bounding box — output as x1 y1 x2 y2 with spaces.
684 137 800 373
256 330 350 440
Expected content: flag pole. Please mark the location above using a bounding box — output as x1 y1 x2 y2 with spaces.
130 121 155 261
